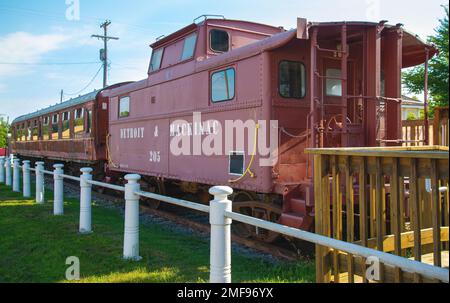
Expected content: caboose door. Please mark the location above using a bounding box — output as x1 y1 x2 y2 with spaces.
320 57 362 147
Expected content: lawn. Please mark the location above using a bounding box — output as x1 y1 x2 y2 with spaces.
0 183 315 283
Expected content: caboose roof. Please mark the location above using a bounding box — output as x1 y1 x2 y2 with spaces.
149 18 284 49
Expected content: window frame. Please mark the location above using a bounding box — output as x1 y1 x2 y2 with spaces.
118 96 131 119
325 68 343 97
148 47 165 73
278 60 307 100
228 151 245 176
210 67 236 103
209 29 230 53
180 32 198 61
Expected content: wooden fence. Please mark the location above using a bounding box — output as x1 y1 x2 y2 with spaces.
402 107 449 147
308 146 449 283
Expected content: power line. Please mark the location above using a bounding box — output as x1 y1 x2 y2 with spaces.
64 64 103 96
0 5 177 35
0 61 100 66
92 20 119 88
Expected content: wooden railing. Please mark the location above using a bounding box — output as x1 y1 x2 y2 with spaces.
307 146 449 283
402 106 449 147
401 119 433 146
433 107 449 147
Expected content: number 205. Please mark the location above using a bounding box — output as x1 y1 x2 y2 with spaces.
149 151 161 163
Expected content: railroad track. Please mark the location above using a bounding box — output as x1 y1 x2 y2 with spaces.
44 175 308 262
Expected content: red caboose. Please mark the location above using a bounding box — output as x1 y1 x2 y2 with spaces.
104 17 436 241
9 16 436 242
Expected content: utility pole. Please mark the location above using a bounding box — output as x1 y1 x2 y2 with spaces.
91 20 119 88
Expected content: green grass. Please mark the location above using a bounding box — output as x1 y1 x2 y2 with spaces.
0 183 315 283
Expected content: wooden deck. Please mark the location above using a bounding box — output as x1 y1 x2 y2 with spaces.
307 146 449 283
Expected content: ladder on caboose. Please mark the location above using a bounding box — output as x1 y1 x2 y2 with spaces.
280 24 350 231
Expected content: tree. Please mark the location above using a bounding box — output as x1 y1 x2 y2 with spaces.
403 5 449 108
0 118 9 148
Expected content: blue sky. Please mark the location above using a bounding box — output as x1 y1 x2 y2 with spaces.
0 0 446 121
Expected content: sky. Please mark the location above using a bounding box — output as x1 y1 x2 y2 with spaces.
0 0 447 121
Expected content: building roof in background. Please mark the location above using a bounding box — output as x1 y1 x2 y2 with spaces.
402 95 424 106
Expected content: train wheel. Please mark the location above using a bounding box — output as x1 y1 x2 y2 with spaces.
230 192 256 239
141 179 163 209
232 201 282 243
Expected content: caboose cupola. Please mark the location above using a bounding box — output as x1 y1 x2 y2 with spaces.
147 16 284 75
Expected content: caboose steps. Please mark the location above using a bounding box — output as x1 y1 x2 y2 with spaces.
287 198 307 214
279 212 313 230
280 181 314 230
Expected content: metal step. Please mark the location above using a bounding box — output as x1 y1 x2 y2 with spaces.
289 198 306 214
279 212 306 229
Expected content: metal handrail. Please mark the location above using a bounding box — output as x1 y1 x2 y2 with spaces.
61 174 81 182
135 190 210 213
86 179 125 192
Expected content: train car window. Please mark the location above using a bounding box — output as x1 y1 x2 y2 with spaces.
52 114 59 140
87 110 92 133
229 152 244 175
325 68 342 97
20 124 25 141
32 120 38 141
62 112 70 139
74 108 84 137
149 48 164 72
211 68 235 103
181 32 197 61
26 122 32 141
210 29 229 52
43 116 50 140
119 97 130 118
279 61 306 99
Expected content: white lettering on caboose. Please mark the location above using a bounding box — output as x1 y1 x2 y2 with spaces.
120 127 145 139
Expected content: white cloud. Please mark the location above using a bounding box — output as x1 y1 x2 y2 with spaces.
0 31 69 78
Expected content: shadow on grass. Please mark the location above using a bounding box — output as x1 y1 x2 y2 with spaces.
0 184 315 283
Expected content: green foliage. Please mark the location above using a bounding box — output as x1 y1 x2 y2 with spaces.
403 5 449 107
419 110 425 120
406 112 417 120
0 184 315 283
0 118 9 148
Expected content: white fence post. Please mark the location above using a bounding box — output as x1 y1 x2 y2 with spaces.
35 162 45 204
123 174 142 261
53 164 64 215
0 156 5 183
22 160 31 198
79 167 93 234
209 186 233 283
5 156 11 186
13 158 20 192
